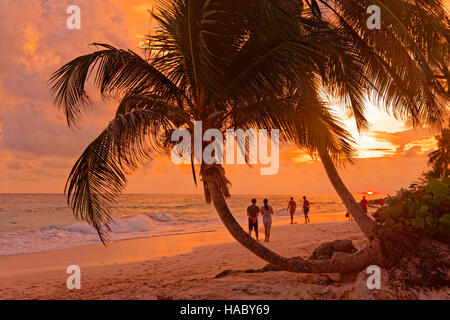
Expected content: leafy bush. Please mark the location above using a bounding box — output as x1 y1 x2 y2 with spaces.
373 177 450 242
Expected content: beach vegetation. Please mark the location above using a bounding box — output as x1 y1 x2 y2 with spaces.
373 177 450 242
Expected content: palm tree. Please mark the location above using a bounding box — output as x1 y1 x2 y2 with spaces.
302 0 449 239
428 127 450 178
50 0 449 288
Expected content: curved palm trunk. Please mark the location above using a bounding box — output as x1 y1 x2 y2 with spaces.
317 147 377 240
202 167 383 273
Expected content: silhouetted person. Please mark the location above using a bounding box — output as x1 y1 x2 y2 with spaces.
287 197 296 224
361 196 368 213
247 199 260 241
303 196 310 224
261 199 274 242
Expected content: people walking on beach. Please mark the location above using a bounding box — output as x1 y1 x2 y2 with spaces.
302 196 310 224
247 199 260 241
261 199 274 242
287 197 296 224
360 196 368 213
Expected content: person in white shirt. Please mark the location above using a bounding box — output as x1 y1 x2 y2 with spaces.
261 198 274 242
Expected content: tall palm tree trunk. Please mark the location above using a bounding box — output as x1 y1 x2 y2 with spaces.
317 147 377 239
202 166 383 273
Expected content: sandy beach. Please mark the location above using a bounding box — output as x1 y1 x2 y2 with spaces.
0 219 374 300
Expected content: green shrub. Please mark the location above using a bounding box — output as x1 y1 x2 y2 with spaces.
373 177 450 242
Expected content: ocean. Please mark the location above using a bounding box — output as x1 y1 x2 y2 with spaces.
0 193 382 257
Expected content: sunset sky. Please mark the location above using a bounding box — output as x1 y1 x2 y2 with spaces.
0 0 448 195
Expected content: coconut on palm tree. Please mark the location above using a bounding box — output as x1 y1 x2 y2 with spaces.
50 0 449 289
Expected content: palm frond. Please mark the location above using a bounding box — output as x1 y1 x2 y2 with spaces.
428 128 450 176
66 103 177 242
50 43 184 127
316 0 449 127
228 89 356 162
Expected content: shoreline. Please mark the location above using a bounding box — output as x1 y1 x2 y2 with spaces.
0 217 328 277
0 209 349 258
0 220 373 300
0 227 234 279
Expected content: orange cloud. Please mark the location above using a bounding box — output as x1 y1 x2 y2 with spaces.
23 25 39 52
371 127 437 155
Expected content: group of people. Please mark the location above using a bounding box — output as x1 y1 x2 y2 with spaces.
287 196 310 224
246 196 311 242
249 196 382 238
